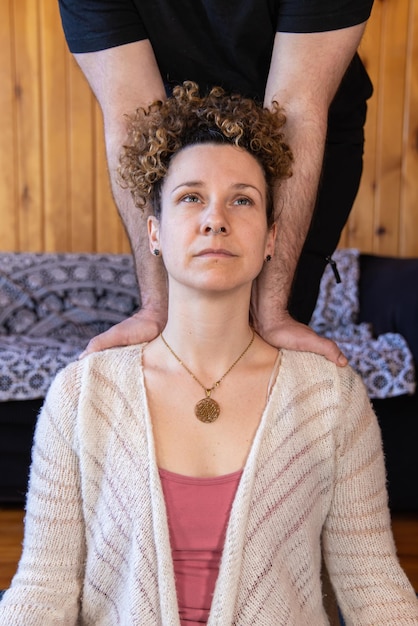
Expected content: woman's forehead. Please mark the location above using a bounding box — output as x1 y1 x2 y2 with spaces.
164 143 266 186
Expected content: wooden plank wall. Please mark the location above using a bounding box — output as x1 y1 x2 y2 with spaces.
0 0 417 257
340 0 418 256
0 0 129 254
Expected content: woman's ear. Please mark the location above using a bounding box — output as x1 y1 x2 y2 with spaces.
265 222 277 259
147 216 161 255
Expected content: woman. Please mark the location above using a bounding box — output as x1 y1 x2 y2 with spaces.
0 82 416 625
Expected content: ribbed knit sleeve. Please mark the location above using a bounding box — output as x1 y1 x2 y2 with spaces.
0 362 85 625
322 369 418 624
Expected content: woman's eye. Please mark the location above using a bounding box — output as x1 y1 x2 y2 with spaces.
181 194 200 203
234 197 253 206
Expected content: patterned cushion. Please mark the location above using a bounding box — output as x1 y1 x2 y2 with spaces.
310 249 415 399
310 249 360 331
0 253 139 401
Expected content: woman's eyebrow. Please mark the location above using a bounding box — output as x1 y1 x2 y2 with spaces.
171 181 204 193
170 181 265 201
232 183 264 199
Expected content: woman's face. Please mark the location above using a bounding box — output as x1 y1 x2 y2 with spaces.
148 143 276 294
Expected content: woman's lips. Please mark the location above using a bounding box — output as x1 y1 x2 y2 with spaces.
196 248 235 257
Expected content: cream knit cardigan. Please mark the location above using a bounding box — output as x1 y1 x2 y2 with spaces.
0 345 417 625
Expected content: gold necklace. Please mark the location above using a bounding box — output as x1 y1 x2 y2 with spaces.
160 329 255 423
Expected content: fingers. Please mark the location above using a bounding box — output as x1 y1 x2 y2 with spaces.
79 311 164 358
311 335 348 367
79 326 128 358
261 315 348 367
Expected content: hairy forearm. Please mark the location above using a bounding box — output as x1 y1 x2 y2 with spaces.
275 111 326 298
116 186 168 316
106 132 168 318
253 108 327 331
254 25 368 332
74 42 168 317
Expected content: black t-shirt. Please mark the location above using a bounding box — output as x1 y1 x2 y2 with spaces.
58 0 374 140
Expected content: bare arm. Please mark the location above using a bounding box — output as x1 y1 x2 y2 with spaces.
252 24 368 364
74 41 169 353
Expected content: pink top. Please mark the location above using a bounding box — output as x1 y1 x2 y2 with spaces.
159 468 243 625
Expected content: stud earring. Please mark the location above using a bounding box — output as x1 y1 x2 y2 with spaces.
152 249 160 256
265 255 272 262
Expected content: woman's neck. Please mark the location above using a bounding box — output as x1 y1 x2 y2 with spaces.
161 289 254 372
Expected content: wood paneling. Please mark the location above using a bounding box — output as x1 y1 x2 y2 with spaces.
0 0 128 254
13 0 44 252
342 0 418 256
40 0 70 251
0 508 24 590
0 0 416 256
0 0 17 251
401 0 418 254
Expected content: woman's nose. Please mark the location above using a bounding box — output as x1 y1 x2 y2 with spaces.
201 200 228 234
203 225 227 234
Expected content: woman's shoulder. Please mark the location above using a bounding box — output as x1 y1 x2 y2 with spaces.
42 343 149 438
66 342 146 371
273 350 375 439
50 343 147 397
279 348 350 373
278 349 365 399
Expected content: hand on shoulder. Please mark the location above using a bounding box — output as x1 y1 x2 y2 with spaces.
256 310 348 367
79 309 166 358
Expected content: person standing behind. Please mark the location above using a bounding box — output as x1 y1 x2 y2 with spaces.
58 0 374 363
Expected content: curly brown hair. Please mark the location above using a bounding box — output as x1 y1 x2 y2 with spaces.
118 81 293 224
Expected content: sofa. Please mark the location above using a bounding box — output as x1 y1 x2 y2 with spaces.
0 252 140 503
358 254 418 512
0 250 417 510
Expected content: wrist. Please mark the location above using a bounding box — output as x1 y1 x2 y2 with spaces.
133 304 167 325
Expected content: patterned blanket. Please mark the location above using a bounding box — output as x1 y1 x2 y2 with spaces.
310 249 415 399
0 253 139 401
0 250 415 402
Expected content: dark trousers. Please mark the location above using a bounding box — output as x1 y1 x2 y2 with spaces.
288 139 364 325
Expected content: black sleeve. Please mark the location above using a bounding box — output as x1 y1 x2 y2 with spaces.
276 0 374 33
58 0 148 53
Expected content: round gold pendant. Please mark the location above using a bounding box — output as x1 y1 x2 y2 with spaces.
195 397 220 423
